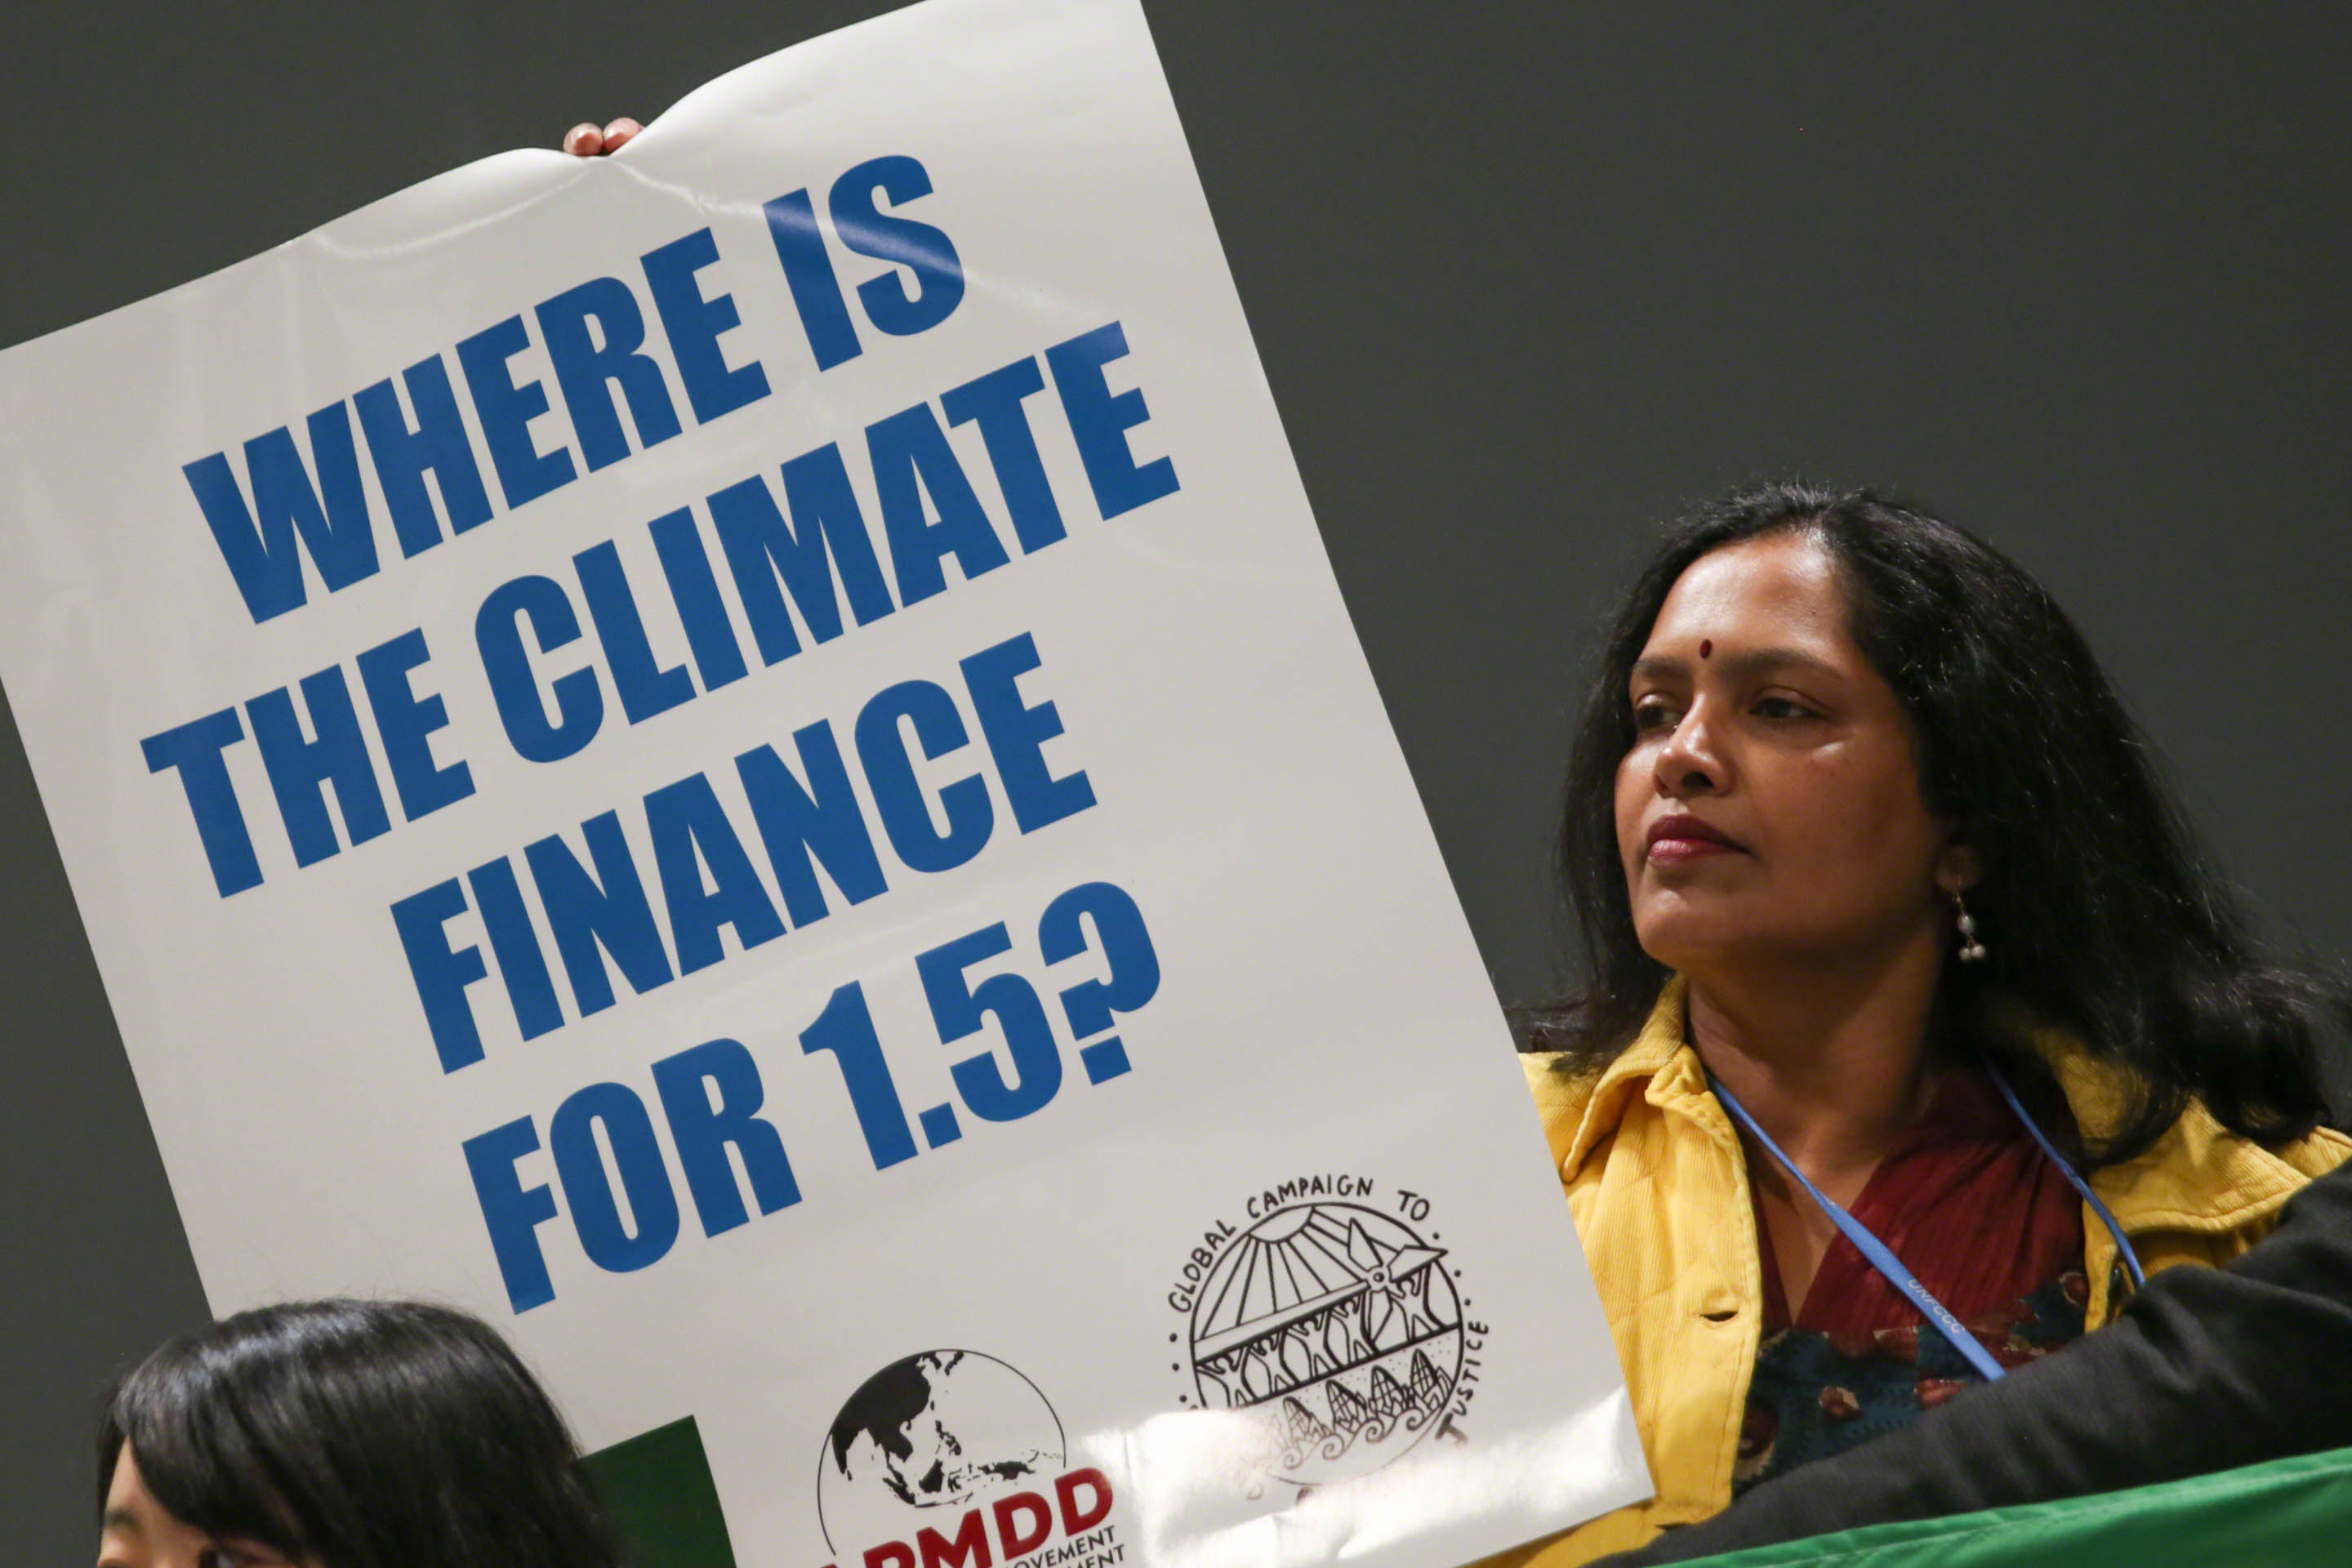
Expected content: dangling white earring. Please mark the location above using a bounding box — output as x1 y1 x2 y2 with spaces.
1953 889 1987 963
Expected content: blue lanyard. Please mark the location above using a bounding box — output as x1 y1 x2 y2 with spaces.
1708 1058 2145 1384
1979 1062 2145 1291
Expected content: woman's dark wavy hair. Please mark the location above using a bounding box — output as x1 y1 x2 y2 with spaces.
97 1298 623 1568
1521 482 2339 1165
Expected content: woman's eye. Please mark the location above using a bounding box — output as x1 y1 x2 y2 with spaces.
1631 702 1678 734
1752 696 1813 721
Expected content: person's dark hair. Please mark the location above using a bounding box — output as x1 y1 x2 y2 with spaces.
1521 481 2340 1164
96 1298 623 1568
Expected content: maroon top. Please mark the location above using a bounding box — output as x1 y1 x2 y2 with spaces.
1735 1067 2092 1492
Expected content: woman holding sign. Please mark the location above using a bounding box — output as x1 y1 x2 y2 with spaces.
1490 484 2350 1565
541 130 2345 1557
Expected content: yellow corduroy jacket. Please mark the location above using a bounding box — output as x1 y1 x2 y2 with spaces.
1478 978 2352 1568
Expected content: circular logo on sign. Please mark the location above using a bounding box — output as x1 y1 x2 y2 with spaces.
1185 1200 1464 1486
816 1349 1066 1554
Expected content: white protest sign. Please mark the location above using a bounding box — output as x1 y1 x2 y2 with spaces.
0 1 1647 1562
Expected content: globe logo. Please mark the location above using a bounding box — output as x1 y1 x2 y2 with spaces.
817 1350 1067 1554
1187 1201 1463 1486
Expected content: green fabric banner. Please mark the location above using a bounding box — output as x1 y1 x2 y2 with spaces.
1678 1446 2352 1568
584 1415 737 1568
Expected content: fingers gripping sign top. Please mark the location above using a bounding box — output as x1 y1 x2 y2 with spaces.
563 118 643 157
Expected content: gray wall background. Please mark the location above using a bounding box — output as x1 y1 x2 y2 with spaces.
7 3 2350 1560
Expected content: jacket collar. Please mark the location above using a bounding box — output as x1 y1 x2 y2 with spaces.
1552 976 2314 1235
1557 976 1738 1178
2009 1008 2314 1235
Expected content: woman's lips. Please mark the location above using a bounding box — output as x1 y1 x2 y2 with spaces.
1646 814 1744 862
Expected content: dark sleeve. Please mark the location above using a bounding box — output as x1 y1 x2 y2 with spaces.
1597 1160 2352 1566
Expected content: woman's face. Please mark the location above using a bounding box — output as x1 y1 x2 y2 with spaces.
1614 532 1967 977
97 1444 305 1568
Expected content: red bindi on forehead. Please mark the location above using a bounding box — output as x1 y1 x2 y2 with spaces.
1699 638 1713 658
